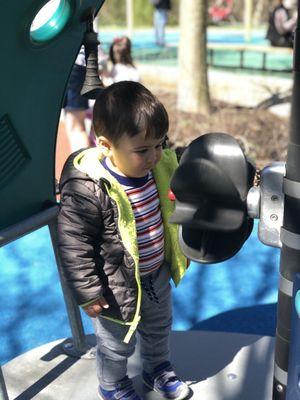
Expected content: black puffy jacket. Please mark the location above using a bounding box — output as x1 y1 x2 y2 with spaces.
57 151 139 323
57 147 186 341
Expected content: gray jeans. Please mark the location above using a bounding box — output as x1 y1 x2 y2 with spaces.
92 262 172 390
154 9 169 46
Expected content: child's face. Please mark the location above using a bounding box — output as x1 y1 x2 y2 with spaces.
100 132 165 178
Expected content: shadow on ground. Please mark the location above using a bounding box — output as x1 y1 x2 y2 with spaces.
192 303 276 336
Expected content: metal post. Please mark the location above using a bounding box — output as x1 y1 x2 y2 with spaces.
244 0 253 43
286 273 300 399
48 219 89 356
210 48 214 66
272 8 300 399
126 0 134 39
240 50 244 69
0 207 60 399
262 52 267 71
0 206 59 247
0 367 9 400
0 204 91 366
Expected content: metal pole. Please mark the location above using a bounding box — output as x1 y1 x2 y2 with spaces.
48 219 88 356
126 0 134 39
0 204 89 359
0 206 59 247
0 367 9 400
244 0 253 43
286 273 300 399
0 206 60 399
273 6 300 398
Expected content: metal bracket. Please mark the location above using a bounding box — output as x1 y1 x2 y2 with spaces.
247 162 285 248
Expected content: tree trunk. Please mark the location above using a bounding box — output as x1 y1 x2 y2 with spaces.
177 0 211 115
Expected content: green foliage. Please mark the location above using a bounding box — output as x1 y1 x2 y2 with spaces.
99 0 179 27
99 0 126 26
169 0 179 25
133 0 153 26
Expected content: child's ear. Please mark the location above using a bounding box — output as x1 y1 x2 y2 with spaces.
96 136 112 156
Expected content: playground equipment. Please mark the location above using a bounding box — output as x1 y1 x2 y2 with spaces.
0 0 299 399
0 0 104 398
169 1 300 396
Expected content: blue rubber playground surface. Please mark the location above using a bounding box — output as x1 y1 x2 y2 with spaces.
0 221 279 365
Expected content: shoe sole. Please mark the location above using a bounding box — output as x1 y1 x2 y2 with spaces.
143 378 191 400
98 390 141 400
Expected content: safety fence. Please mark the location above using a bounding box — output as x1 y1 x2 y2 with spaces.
102 42 293 72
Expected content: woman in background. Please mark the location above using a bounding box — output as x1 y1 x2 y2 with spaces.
105 36 140 85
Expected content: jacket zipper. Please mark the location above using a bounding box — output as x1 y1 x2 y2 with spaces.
103 183 142 343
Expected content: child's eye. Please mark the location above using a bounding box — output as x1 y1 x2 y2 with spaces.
135 142 164 154
135 149 148 154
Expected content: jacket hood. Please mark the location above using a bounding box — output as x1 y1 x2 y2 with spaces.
59 148 102 192
73 147 109 181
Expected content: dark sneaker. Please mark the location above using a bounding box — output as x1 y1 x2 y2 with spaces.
143 362 190 400
98 377 141 400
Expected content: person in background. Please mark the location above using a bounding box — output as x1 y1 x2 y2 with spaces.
104 36 140 85
266 0 297 48
208 0 233 23
63 45 107 152
152 0 171 47
89 36 139 146
57 81 190 400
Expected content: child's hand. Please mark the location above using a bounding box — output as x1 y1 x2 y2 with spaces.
83 297 109 318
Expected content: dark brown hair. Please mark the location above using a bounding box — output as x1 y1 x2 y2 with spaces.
93 81 169 146
109 36 134 66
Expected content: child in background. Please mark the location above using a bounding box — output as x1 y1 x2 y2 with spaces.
89 36 139 146
57 81 190 400
105 36 140 85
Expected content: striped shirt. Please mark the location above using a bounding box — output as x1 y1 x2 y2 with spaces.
102 158 164 275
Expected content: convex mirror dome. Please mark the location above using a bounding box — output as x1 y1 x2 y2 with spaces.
170 133 256 263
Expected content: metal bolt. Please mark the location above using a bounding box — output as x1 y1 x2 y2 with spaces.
271 195 279 202
64 342 73 349
276 384 284 393
270 214 278 221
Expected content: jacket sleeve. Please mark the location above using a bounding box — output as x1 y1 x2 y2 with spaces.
57 179 105 305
